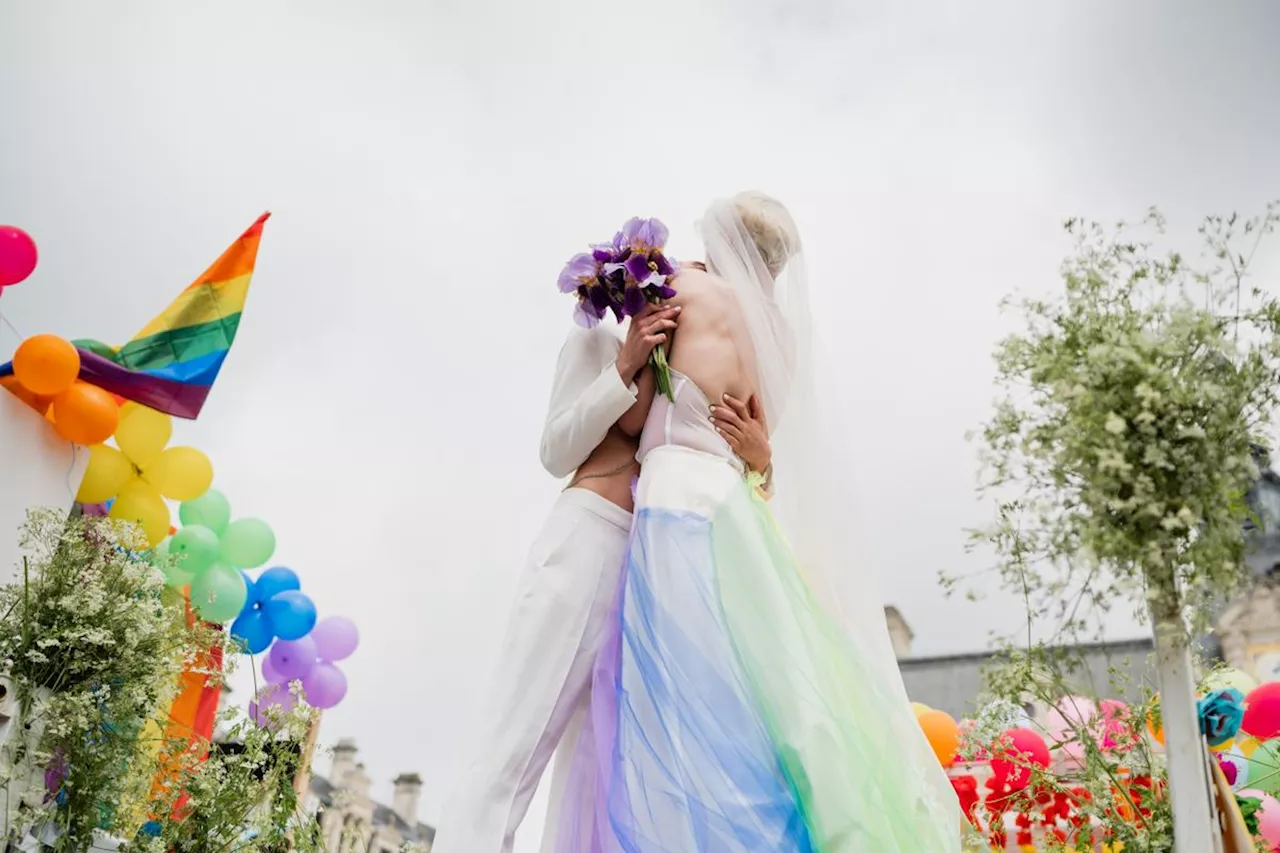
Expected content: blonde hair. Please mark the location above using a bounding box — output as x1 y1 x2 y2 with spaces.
731 190 799 278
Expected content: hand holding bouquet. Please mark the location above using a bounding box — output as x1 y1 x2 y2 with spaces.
558 217 679 399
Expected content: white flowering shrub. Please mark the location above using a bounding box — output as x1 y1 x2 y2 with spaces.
953 206 1280 850
0 509 213 851
967 206 1280 636
0 510 320 853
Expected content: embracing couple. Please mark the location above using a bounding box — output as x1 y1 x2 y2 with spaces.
435 193 961 852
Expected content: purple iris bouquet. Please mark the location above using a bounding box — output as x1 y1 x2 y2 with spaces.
558 216 679 399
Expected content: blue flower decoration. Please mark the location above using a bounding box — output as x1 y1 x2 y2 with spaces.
140 820 162 838
1199 687 1245 746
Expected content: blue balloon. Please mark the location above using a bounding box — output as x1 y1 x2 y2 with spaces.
255 566 300 602
230 608 275 655
265 590 317 641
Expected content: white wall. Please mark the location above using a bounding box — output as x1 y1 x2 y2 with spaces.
0 391 88 585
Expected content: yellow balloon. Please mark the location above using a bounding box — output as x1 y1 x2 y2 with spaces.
143 446 214 502
109 479 170 547
911 702 932 718
115 402 172 468
76 444 135 503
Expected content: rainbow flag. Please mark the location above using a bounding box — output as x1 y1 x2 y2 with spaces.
0 213 270 419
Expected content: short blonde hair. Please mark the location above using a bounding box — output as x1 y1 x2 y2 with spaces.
731 191 799 278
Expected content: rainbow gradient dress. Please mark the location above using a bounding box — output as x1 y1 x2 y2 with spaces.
548 371 961 852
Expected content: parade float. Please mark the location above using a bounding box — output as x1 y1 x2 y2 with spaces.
0 218 359 853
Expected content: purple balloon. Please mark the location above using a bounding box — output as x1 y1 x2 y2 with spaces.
302 662 348 709
260 652 287 685
248 683 295 728
312 616 359 662
267 635 317 682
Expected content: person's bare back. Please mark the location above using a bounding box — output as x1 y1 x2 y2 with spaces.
665 266 758 406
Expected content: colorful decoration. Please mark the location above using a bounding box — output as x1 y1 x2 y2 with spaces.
917 709 960 768
311 616 359 663
219 517 277 569
50 381 120 445
0 225 38 287
253 615 359 718
73 402 214 546
159 490 274 622
71 213 269 418
1244 683 1280 741
0 213 269 419
990 727 1051 791
12 334 79 395
1199 688 1246 747
179 488 232 534
1240 789 1280 849
267 635 317 682
230 567 317 654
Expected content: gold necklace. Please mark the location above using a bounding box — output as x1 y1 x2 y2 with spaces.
567 458 636 490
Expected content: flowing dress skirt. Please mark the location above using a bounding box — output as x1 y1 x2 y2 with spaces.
549 446 961 852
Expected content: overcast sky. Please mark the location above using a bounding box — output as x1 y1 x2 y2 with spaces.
3 0 1280 845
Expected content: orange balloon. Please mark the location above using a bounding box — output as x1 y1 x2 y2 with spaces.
51 382 121 445
918 709 961 768
13 335 80 396
2 379 53 415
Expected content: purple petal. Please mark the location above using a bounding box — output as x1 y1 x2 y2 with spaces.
654 283 678 300
624 253 652 283
623 285 647 316
558 252 598 293
652 253 674 276
609 302 625 323
619 218 643 247
574 300 600 328
637 219 669 250
592 248 615 263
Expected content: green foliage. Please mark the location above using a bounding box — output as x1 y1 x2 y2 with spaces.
0 510 214 852
950 206 1280 849
0 510 322 853
961 205 1280 636
125 693 323 853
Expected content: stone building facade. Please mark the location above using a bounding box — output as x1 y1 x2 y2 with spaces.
303 739 434 853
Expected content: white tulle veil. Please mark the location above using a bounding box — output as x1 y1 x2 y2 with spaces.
698 194 960 822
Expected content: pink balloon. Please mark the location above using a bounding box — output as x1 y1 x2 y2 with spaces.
1240 790 1280 847
312 616 359 662
0 226 38 287
248 683 295 728
302 661 348 709
1045 696 1096 736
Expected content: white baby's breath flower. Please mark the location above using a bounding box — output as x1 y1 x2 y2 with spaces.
1104 412 1127 435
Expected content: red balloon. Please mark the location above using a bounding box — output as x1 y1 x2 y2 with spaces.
0 226 38 287
990 727 1051 790
1243 683 1280 740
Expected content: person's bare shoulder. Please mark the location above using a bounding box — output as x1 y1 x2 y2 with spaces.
672 267 732 303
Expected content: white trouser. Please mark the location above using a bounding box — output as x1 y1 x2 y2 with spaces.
433 488 630 853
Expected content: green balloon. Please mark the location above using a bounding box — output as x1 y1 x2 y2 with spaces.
179 489 232 537
170 525 220 575
190 562 248 623
219 518 276 569
151 537 194 589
